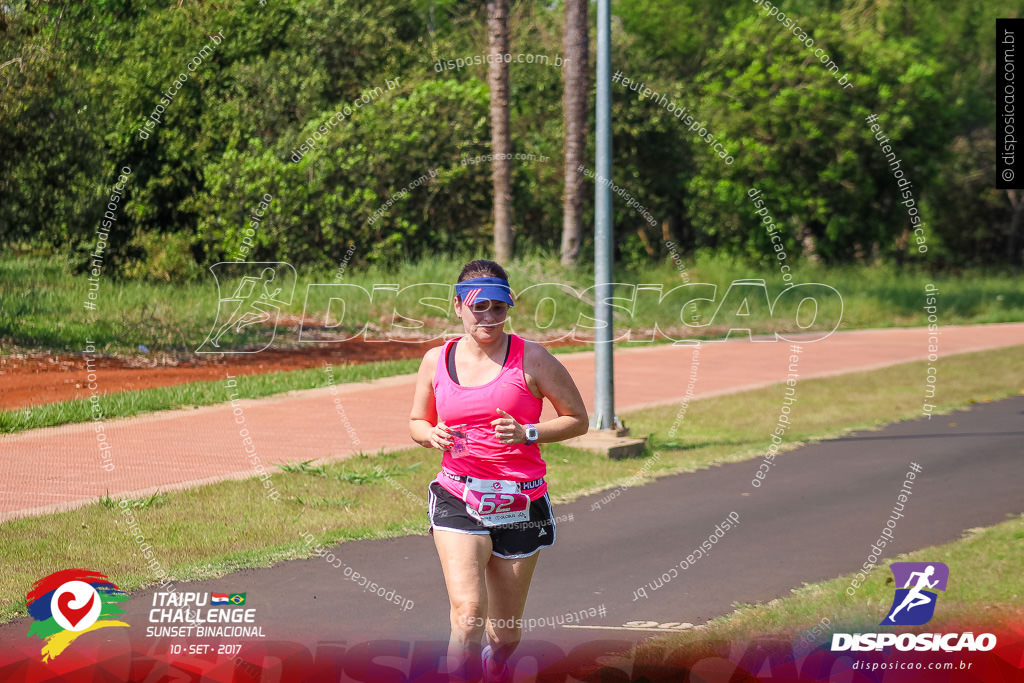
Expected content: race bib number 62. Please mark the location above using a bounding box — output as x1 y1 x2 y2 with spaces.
462 477 530 527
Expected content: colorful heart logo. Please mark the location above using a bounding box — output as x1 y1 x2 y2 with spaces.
26 569 129 661
56 591 95 628
48 581 102 632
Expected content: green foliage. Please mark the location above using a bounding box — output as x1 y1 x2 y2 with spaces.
615 0 743 68
187 78 493 268
683 12 956 263
0 0 1020 275
122 229 202 281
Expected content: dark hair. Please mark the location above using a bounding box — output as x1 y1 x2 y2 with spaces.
457 259 508 283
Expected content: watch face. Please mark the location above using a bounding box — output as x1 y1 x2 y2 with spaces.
526 426 539 441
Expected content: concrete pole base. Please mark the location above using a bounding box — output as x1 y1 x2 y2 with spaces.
565 427 648 459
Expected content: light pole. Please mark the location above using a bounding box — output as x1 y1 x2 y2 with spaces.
592 0 615 431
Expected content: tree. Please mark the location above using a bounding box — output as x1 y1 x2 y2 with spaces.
560 0 588 266
682 12 956 264
487 0 513 263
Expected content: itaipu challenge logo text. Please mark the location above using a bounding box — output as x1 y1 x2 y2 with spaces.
26 569 130 661
147 590 265 638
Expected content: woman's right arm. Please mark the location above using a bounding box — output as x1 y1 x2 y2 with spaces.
409 347 453 450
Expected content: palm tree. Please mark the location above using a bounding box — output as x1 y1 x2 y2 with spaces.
560 0 588 266
487 0 513 262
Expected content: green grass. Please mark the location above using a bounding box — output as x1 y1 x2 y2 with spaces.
2 253 1021 357
0 346 1019 625
275 459 329 476
632 514 1024 667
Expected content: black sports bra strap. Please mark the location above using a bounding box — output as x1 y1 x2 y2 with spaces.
446 339 459 384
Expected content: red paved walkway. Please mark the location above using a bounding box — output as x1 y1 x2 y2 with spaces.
1 324 1020 522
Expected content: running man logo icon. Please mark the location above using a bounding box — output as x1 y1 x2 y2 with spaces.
881 562 949 626
197 262 296 353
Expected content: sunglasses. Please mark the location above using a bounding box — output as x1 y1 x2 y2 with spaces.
464 299 510 315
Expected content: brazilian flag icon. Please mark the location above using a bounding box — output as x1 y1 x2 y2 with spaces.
229 593 246 606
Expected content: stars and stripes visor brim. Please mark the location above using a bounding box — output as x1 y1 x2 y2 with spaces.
454 277 515 307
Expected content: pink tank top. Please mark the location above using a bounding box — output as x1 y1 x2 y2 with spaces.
432 333 547 500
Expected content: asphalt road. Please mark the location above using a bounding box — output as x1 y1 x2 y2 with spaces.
3 395 1021 680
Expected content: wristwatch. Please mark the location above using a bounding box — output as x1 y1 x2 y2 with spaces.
524 424 539 446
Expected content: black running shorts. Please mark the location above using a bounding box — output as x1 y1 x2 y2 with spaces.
427 481 556 559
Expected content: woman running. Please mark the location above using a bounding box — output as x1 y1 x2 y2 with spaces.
409 259 588 681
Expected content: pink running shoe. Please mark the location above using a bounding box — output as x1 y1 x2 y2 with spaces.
481 645 512 683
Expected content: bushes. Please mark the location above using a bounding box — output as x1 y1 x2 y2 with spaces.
0 0 1020 278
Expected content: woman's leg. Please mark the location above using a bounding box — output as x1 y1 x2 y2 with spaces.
433 528 493 675
483 552 541 673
